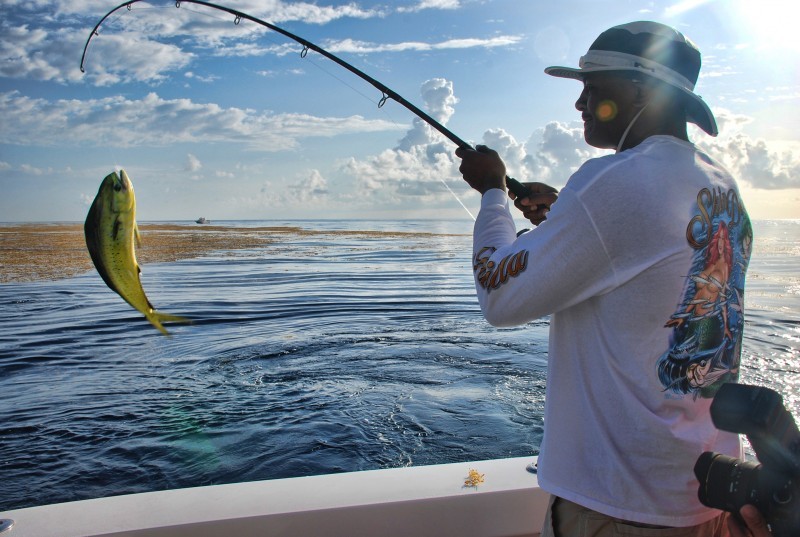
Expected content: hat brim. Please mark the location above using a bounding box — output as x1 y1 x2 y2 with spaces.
544 65 718 136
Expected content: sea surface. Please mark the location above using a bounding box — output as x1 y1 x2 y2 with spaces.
0 219 797 512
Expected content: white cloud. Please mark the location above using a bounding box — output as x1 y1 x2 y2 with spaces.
20 163 50 175
341 78 467 202
695 110 800 190
0 22 193 85
397 0 461 13
184 71 218 83
0 24 83 83
0 91 403 151
325 35 523 54
211 34 523 59
82 33 194 86
0 1 383 86
342 142 460 196
249 168 330 211
245 0 385 24
522 122 601 186
339 78 595 204
397 78 458 151
421 78 458 124
38 0 384 23
341 80 800 207
1 2 520 86
294 169 329 203
185 153 202 172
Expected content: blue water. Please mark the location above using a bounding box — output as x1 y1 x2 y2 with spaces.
0 219 797 512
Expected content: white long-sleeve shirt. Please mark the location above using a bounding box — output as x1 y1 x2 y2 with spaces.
472 135 752 527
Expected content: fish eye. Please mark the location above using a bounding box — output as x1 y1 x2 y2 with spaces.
114 183 122 192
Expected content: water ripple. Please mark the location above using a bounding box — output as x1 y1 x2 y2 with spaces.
0 219 796 512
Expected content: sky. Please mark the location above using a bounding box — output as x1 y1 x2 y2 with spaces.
1 0 799 222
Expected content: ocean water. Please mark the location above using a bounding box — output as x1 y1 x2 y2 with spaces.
0 219 797 512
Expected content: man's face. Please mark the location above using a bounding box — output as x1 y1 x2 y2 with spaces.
575 72 639 149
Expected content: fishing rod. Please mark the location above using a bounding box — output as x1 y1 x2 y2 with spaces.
80 0 530 198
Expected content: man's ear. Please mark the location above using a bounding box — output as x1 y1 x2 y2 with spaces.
633 78 676 111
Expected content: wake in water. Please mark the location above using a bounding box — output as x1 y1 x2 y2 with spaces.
0 219 797 512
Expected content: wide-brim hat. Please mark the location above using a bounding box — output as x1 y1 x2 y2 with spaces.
545 21 717 136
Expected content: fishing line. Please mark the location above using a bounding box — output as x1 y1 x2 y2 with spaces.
439 179 476 221
80 6 136 178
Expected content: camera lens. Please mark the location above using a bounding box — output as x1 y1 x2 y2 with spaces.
694 452 763 512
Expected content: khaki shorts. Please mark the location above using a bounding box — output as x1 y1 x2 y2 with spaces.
541 496 729 537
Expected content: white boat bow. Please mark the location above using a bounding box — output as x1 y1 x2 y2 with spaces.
0 456 546 537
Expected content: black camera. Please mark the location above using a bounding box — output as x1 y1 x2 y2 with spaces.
694 383 800 536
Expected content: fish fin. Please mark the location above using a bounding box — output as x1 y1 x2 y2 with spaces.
145 310 192 336
112 216 122 240
135 223 142 248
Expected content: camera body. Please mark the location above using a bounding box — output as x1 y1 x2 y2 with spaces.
694 383 800 536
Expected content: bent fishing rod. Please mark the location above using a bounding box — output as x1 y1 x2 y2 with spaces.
80 0 530 198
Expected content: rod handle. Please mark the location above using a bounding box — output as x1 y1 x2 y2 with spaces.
505 177 530 198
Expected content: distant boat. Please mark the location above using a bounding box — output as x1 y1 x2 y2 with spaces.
195 217 209 224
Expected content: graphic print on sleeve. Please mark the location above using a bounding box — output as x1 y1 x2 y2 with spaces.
657 187 752 399
473 246 529 292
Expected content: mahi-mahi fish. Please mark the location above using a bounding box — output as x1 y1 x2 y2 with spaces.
84 169 188 335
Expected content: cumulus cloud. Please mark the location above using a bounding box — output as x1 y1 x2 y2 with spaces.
0 22 193 85
295 169 330 202
0 91 403 151
340 81 800 207
252 168 329 211
396 78 458 151
343 142 458 196
421 78 458 124
522 122 602 185
340 77 598 204
0 25 67 83
340 78 469 205
696 109 800 190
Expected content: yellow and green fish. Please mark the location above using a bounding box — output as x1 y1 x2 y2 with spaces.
84 169 188 335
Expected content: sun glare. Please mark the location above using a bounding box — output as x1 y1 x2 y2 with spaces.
731 0 800 52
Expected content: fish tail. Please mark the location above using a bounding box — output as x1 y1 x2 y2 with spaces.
146 310 192 336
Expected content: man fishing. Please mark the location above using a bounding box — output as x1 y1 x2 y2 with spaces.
457 21 753 536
